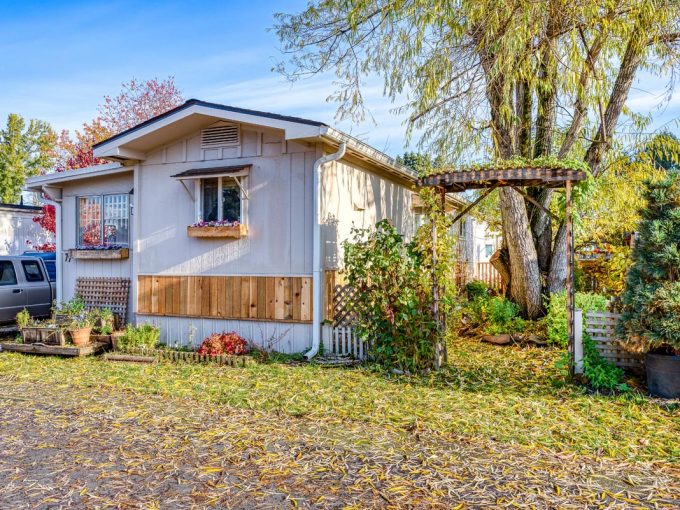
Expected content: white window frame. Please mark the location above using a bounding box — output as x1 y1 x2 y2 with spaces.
195 175 248 224
76 193 131 248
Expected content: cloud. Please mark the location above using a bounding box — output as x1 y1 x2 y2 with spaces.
196 74 418 156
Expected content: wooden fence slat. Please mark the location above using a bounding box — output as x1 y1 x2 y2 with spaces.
582 310 644 371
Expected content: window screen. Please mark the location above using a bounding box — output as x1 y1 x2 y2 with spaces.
222 184 241 222
201 178 241 222
202 178 219 222
22 260 44 282
0 261 17 286
77 194 129 247
103 194 129 245
78 196 102 246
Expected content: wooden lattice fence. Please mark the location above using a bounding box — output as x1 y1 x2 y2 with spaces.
575 310 644 373
75 277 131 326
322 277 367 358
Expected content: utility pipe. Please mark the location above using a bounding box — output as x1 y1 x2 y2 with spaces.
41 186 63 304
306 142 346 360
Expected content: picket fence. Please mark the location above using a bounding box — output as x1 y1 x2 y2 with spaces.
323 282 367 359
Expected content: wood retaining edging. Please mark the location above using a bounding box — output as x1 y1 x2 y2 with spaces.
113 347 256 367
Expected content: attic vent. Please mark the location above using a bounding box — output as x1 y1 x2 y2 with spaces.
201 122 240 148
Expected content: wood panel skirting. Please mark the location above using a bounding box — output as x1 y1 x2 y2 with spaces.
137 275 312 323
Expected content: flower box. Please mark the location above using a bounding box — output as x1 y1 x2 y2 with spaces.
68 248 129 260
187 224 247 239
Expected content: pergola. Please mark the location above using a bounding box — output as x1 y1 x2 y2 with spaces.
417 166 588 374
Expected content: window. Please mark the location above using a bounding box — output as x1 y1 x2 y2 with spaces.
0 261 17 286
22 260 44 282
201 177 241 223
78 193 130 247
485 244 494 258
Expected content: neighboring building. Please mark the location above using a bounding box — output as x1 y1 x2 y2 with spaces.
0 203 45 256
25 99 476 354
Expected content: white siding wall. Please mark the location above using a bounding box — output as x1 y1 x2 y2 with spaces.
0 207 47 255
136 315 311 354
59 172 134 310
321 158 417 269
137 128 316 276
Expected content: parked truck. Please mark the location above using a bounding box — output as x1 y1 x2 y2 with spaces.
0 256 54 324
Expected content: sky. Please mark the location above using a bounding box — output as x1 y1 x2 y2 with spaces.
0 0 678 158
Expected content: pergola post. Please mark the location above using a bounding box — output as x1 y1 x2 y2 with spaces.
565 180 575 379
431 188 441 370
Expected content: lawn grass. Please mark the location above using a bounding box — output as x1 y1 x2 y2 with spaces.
0 338 677 463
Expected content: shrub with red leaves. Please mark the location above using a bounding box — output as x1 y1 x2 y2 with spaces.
197 331 249 356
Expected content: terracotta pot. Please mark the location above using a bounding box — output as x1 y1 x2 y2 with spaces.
646 352 680 398
69 327 92 347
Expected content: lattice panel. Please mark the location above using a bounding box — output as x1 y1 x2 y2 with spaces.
75 277 130 326
332 284 358 327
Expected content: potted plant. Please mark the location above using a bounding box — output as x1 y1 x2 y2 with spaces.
67 316 93 347
618 173 680 398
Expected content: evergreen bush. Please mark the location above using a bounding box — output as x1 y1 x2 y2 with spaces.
618 173 680 355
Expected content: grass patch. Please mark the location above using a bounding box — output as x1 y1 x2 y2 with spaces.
0 338 677 462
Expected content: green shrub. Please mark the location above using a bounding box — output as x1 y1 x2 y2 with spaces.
465 280 490 301
344 215 455 372
485 297 525 335
55 296 86 317
582 334 628 391
15 308 31 328
546 292 607 347
118 323 160 350
462 292 524 336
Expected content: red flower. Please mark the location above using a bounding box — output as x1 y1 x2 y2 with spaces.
197 331 249 356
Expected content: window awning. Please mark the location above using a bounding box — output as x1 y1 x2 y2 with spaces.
170 165 251 180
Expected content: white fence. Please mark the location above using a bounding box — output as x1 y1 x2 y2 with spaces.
322 324 367 359
574 309 644 373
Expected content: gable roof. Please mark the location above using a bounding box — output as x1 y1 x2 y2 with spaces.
93 99 326 150
91 99 418 182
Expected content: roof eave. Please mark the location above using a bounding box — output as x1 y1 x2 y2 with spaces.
24 164 131 192
321 127 418 183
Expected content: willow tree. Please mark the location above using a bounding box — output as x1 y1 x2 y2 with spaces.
275 0 680 318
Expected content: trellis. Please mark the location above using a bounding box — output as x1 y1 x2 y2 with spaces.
417 166 587 373
75 277 131 326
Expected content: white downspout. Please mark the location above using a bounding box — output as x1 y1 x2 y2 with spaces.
41 187 63 304
306 142 346 360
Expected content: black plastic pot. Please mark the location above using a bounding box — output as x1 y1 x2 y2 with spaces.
646 353 680 398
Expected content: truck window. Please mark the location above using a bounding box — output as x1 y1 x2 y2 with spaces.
21 260 44 282
0 261 18 286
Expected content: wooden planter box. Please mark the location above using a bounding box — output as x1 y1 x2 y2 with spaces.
68 248 129 260
21 326 67 346
187 225 247 239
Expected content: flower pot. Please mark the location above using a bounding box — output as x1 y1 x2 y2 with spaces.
646 352 680 398
69 327 92 347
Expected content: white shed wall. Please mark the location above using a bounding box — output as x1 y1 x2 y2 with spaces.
321 158 417 268
137 315 311 353
0 207 46 255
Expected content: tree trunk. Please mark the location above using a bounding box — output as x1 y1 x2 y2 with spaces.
499 187 543 318
548 222 567 294
490 247 511 296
